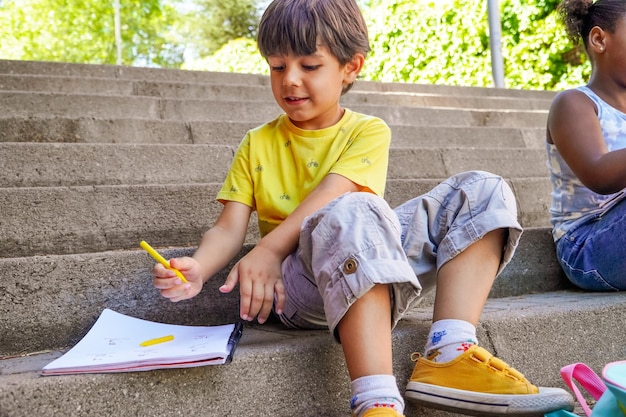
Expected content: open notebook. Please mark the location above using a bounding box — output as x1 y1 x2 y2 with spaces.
42 309 243 375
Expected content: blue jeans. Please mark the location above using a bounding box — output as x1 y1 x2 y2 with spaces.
556 196 626 291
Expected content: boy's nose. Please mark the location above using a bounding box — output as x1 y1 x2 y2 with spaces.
282 67 302 87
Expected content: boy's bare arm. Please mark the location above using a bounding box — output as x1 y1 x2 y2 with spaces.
193 201 253 281
258 173 360 259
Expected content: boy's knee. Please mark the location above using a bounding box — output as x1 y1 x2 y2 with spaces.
335 192 394 217
448 170 505 188
447 170 516 210
333 191 388 208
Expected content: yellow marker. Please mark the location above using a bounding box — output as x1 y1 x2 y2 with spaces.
140 240 188 283
140 335 174 347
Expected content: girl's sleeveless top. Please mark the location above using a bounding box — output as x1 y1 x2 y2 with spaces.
546 86 626 241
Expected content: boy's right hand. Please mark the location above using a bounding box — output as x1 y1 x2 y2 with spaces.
152 257 203 302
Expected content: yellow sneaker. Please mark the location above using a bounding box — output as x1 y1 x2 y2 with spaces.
360 408 405 417
405 345 574 416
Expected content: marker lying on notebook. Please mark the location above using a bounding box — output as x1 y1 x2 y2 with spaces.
140 240 188 283
140 335 174 347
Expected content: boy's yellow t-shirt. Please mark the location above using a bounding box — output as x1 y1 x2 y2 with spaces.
217 109 391 237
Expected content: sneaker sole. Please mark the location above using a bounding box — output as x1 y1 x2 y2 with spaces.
405 382 574 417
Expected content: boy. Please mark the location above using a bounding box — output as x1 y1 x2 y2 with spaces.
152 0 573 416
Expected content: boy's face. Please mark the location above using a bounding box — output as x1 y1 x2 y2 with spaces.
266 45 363 130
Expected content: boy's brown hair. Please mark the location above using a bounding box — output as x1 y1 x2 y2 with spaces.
257 0 370 94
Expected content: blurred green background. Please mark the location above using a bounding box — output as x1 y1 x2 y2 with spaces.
0 0 589 90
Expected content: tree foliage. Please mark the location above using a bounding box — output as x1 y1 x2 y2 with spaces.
0 0 184 67
362 0 494 86
499 0 590 90
0 0 592 90
359 0 590 90
192 0 590 91
179 0 261 59
183 37 268 74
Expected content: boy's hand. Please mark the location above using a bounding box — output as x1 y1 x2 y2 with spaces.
220 245 286 324
152 257 204 302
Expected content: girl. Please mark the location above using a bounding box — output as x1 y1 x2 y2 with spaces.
547 0 626 291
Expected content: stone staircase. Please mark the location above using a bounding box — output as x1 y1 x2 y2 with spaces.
0 59 619 417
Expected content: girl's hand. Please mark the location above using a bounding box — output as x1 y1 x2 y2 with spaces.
219 245 286 324
152 257 204 302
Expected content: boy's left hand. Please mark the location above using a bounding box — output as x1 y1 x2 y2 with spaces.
219 245 286 324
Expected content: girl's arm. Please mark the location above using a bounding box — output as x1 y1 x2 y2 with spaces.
548 89 626 194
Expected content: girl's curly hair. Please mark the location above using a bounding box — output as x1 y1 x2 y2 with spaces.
558 0 626 46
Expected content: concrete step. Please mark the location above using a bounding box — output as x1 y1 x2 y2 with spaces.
0 178 551 259
1 290 614 417
0 143 235 187
356 79 557 100
0 226 567 357
0 59 557 100
0 59 272 86
0 59 581 417
0 74 552 111
0 117 546 149
0 183 224 258
0 143 548 188
0 91 549 127
387 147 548 181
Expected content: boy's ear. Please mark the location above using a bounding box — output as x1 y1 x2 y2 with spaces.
343 53 365 84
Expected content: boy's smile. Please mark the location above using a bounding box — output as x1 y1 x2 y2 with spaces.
285 96 309 105
267 45 362 130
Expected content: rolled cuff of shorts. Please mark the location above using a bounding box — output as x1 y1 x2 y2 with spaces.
437 208 523 276
324 247 422 343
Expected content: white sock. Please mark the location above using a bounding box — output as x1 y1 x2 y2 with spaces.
350 374 404 416
424 319 477 363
